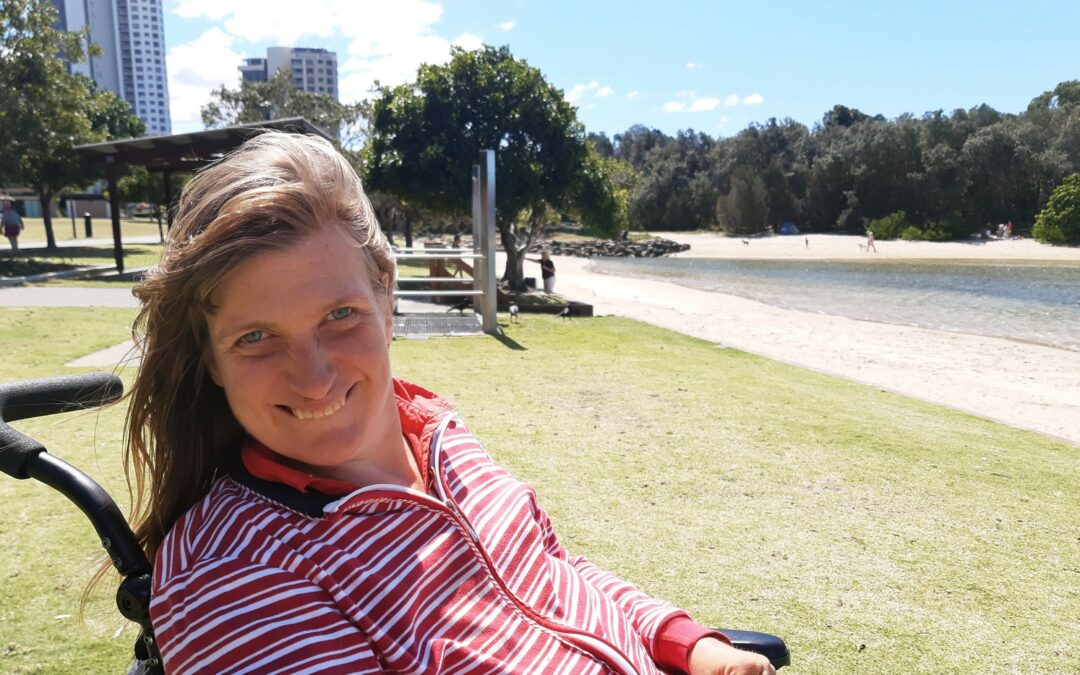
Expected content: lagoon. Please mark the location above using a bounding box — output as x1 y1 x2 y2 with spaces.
588 257 1080 352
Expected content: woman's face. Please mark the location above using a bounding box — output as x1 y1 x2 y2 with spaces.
204 225 400 474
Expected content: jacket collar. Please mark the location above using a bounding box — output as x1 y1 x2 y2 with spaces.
231 377 453 515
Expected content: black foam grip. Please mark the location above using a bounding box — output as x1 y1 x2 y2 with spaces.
0 372 123 423
0 373 124 479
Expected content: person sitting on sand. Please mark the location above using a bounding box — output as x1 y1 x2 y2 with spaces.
120 131 775 674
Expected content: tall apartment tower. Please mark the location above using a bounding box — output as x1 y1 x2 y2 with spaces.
51 0 172 136
239 47 338 100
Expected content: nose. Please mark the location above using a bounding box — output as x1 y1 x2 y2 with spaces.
287 337 335 401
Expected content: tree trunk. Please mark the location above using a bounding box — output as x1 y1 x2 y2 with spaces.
499 211 549 291
498 223 526 291
404 218 413 248
37 185 58 249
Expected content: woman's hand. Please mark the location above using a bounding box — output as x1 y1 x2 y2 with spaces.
688 637 777 675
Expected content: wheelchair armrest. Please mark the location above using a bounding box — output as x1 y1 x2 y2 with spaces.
717 629 790 669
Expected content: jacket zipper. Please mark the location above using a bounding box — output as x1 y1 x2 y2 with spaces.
427 414 642 675
321 415 643 674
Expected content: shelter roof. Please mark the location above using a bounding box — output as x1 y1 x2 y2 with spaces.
73 118 330 172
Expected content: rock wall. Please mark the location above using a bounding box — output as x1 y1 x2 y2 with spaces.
546 238 690 258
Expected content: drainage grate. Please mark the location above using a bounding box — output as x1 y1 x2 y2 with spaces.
393 313 484 337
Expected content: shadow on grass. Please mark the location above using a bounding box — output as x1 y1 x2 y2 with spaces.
493 328 527 351
0 258 77 276
13 246 153 260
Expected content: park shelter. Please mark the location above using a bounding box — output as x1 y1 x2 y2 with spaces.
73 118 329 273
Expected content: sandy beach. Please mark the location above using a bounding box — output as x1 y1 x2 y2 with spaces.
552 233 1080 445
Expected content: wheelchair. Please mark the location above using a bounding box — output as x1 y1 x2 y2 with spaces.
1 372 790 673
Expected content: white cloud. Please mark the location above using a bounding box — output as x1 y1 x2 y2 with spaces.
663 95 721 113
167 0 481 131
688 97 720 111
167 27 243 132
626 90 641 99
724 94 740 107
497 20 516 31
595 86 614 97
686 61 704 70
743 93 765 105
452 32 484 51
566 81 599 103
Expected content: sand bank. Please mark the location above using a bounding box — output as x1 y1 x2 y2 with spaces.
550 236 1080 445
660 232 1080 262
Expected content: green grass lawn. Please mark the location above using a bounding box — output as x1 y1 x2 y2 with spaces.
0 309 1076 673
14 216 164 246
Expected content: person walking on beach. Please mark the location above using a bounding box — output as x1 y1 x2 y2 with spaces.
2 201 24 251
529 249 557 293
866 229 877 253
805 237 810 250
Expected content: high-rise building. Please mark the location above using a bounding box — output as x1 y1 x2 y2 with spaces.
52 0 171 136
239 47 338 100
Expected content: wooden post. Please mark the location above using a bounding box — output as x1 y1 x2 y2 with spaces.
163 170 174 232
106 157 124 274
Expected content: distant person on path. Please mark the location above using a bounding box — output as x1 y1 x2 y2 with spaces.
529 249 557 293
805 237 810 250
2 201 23 251
866 230 877 253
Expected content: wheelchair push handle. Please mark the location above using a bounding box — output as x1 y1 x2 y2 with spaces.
0 372 123 479
0 371 149 576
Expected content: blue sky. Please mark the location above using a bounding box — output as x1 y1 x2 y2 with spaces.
163 0 1080 138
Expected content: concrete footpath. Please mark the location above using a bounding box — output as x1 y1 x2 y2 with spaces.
1 285 478 367
0 286 140 308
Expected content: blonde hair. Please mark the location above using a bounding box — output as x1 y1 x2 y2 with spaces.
125 131 394 560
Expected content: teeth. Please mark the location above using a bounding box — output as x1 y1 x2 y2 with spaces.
291 396 346 420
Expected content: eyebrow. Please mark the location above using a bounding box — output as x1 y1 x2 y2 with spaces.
211 292 380 343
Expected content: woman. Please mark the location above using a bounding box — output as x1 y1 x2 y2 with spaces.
2 201 24 251
125 131 773 674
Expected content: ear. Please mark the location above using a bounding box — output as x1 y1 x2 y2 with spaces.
381 271 395 344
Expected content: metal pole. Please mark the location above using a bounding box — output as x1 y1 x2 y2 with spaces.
478 150 497 334
471 164 484 321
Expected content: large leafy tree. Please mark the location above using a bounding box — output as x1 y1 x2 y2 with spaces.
1033 173 1080 243
0 0 137 248
365 45 621 289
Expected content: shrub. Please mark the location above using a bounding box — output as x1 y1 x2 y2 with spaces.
1033 174 1080 244
900 226 924 241
867 210 908 240
918 220 956 241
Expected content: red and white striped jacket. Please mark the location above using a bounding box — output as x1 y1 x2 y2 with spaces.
150 379 725 673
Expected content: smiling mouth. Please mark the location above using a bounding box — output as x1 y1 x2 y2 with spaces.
287 388 350 420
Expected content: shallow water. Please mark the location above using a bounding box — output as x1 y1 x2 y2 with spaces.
588 257 1080 352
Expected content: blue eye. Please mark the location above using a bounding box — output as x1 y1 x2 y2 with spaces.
328 307 353 321
239 330 265 344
